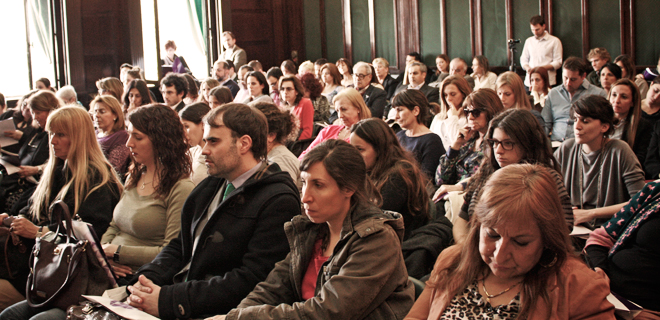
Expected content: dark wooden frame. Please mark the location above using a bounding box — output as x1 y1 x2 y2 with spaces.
581 0 589 59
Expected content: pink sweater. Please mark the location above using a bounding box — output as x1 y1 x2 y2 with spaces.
292 98 315 140
298 125 348 161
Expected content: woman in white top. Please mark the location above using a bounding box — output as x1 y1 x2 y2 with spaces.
244 71 274 105
430 75 473 148
470 55 497 90
179 103 211 185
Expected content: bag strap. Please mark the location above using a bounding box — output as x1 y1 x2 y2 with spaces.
26 239 88 308
49 200 77 241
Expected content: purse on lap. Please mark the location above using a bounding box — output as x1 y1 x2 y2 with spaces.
26 200 114 310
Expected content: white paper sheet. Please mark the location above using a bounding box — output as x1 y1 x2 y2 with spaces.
0 119 18 148
83 295 160 320
0 158 20 175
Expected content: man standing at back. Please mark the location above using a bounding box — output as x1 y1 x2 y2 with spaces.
521 15 563 89
219 31 247 71
542 57 607 142
127 103 300 319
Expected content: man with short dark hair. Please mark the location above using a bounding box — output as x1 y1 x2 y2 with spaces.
394 62 440 104
226 60 238 82
353 62 387 119
219 31 247 70
160 73 188 112
521 15 563 88
542 57 607 141
213 60 240 98
586 47 611 87
314 58 328 80
127 103 300 320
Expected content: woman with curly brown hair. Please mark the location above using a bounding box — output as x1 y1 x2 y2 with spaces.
100 104 194 284
300 73 331 122
253 102 301 190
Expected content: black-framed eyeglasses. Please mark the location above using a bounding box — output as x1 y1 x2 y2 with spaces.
355 73 369 80
487 138 516 151
463 108 485 118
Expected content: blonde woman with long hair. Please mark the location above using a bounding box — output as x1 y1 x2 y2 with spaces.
0 106 123 314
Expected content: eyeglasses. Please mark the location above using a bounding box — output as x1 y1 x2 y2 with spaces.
463 108 485 118
280 87 295 92
487 138 516 151
354 74 369 80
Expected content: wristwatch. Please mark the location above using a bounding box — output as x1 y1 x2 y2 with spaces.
113 245 122 263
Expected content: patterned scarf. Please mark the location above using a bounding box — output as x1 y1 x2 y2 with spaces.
604 180 660 256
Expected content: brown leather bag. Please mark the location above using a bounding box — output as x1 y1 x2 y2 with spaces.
0 216 29 280
26 200 112 310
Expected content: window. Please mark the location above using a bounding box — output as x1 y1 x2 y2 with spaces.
0 0 58 97
140 0 209 81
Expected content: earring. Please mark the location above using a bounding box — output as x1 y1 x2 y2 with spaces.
114 118 117 121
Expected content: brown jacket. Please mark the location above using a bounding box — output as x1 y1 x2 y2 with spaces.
226 203 415 320
404 256 615 320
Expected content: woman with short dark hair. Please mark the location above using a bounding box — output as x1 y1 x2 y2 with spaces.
392 90 445 183
555 95 645 228
300 73 331 123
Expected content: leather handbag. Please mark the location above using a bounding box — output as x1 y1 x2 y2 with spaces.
26 200 112 310
0 216 29 280
66 301 126 320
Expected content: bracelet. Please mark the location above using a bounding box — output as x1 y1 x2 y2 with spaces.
113 245 122 263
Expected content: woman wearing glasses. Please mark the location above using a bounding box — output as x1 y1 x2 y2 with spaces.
433 89 503 200
452 108 574 243
279 75 314 140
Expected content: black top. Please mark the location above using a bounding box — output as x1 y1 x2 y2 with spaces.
395 131 445 184
379 169 429 241
586 214 660 312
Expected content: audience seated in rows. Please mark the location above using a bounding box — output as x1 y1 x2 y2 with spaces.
265 67 283 106
124 104 300 319
233 65 254 104
208 86 233 109
212 60 240 98
373 57 401 101
198 78 221 105
642 77 660 123
208 140 413 320
97 77 124 103
454 108 573 243
529 66 550 108
0 106 123 314
615 54 649 98
336 58 354 88
600 62 622 95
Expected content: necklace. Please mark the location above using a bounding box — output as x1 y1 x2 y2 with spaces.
140 180 153 190
482 278 522 304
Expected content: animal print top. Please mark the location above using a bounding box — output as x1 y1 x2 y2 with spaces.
440 281 520 319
